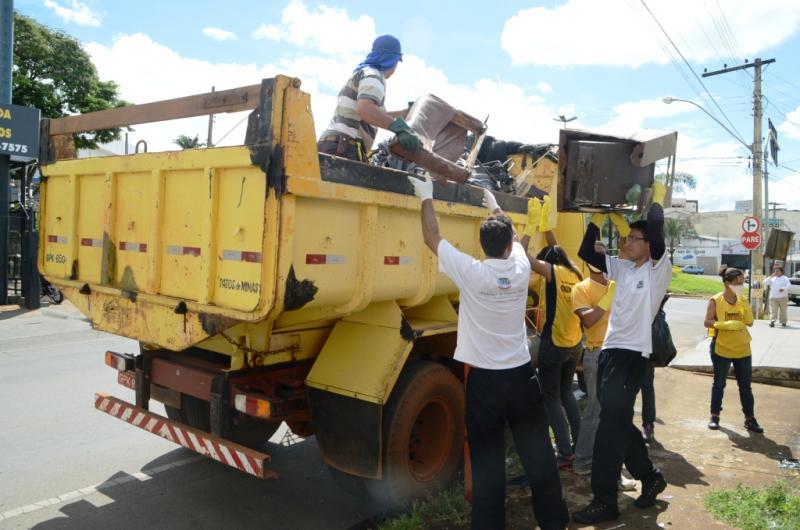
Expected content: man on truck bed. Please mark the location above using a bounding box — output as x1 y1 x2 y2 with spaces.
407 175 569 530
318 34 421 162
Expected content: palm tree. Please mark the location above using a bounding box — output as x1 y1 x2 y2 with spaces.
655 172 696 194
173 134 205 149
664 218 690 263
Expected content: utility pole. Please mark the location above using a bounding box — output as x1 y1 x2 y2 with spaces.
703 57 775 316
206 86 215 147
0 0 13 305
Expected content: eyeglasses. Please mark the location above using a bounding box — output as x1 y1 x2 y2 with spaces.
625 236 647 243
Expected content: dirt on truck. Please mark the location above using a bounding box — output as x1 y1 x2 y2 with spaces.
37 75 671 510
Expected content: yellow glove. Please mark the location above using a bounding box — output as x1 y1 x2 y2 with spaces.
539 195 555 232
590 212 608 229
713 320 746 331
652 182 666 206
523 198 541 237
608 212 630 237
597 280 616 311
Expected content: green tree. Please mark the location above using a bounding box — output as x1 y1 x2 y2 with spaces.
664 217 690 263
12 11 127 150
173 135 205 149
656 171 697 194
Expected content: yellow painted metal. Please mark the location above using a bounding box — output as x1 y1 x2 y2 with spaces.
305 301 412 404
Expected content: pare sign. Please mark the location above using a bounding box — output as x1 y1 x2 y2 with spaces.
740 232 762 250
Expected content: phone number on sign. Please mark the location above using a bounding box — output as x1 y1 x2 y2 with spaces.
1 142 29 153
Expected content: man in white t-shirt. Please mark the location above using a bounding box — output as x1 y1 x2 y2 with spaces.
573 183 672 525
764 263 790 327
407 176 568 530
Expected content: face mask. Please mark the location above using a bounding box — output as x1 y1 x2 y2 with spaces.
730 284 744 296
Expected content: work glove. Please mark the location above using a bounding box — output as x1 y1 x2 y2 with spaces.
713 320 747 331
589 212 608 230
482 188 500 213
597 280 616 311
388 117 422 154
523 198 542 236
651 182 666 207
608 212 631 237
539 195 555 232
408 176 433 201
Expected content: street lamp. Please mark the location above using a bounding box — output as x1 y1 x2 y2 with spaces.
661 96 750 150
553 114 577 128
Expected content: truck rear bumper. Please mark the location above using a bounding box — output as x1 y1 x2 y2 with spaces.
94 392 278 480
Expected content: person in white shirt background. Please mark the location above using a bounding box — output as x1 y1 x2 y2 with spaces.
764 262 791 328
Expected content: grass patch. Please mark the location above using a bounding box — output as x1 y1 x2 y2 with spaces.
377 485 470 530
669 271 724 296
704 480 800 530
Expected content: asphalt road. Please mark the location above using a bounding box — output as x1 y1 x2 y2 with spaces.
0 304 383 530
1 297 798 530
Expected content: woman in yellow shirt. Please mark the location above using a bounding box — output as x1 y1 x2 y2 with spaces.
703 266 763 433
530 238 584 468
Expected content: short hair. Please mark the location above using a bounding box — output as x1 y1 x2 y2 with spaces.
629 220 648 240
480 214 513 258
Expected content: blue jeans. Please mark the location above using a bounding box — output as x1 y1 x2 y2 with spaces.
710 345 754 417
640 363 655 426
538 337 582 457
574 347 601 470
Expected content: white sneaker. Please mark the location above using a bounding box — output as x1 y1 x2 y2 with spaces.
618 475 637 491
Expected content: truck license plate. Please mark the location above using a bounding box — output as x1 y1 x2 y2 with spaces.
118 371 136 390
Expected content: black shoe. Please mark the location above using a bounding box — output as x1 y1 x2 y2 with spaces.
708 415 720 430
770 321 775 327
573 500 620 524
745 416 764 433
635 472 667 508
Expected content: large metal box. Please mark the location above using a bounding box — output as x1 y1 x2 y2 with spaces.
557 129 678 212
765 229 795 261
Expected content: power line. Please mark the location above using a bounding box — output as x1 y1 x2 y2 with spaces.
637 0 746 146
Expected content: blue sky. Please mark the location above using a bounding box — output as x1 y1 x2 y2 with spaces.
15 0 800 212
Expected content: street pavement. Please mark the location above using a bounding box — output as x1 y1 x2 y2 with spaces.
0 302 383 530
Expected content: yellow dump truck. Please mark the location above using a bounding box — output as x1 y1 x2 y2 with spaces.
38 76 587 507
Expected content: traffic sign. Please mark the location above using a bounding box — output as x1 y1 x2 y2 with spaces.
741 232 762 250
742 216 760 233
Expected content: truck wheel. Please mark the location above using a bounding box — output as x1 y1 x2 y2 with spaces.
366 361 464 509
165 394 279 449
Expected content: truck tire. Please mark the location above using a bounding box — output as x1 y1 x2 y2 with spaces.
327 465 371 501
366 361 464 509
165 394 279 449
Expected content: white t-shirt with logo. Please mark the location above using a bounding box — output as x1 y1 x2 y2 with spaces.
437 239 531 369
765 274 791 300
603 253 672 357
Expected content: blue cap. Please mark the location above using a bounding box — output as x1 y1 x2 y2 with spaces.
354 34 403 72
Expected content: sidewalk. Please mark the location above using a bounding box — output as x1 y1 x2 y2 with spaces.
672 320 800 388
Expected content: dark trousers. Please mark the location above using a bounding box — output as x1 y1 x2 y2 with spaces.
710 348 754 417
466 363 569 530
591 349 659 509
538 338 582 457
317 137 363 161
640 363 656 425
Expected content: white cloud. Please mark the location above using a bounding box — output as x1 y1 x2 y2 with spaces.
599 97 696 136
535 81 553 94
502 0 800 68
202 27 237 42
251 0 375 55
43 0 103 27
778 106 800 140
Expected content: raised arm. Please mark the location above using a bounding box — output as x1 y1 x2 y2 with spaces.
578 213 607 273
648 183 667 261
408 177 440 254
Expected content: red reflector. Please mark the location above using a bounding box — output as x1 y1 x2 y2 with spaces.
306 254 326 264
384 256 400 265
